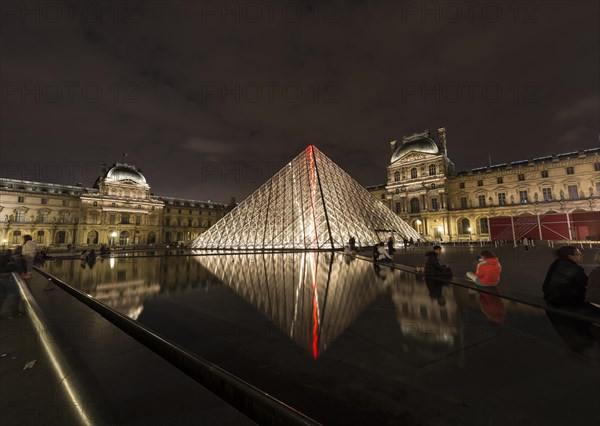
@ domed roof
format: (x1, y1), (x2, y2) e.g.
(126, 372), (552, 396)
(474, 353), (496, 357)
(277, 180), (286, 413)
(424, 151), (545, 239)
(391, 134), (439, 163)
(105, 163), (147, 185)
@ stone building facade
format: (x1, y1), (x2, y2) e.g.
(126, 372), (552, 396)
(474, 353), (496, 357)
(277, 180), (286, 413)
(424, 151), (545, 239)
(382, 128), (600, 242)
(0, 162), (229, 248)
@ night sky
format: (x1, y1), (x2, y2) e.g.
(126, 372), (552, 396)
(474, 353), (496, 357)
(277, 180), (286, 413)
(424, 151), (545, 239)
(1, 1), (598, 203)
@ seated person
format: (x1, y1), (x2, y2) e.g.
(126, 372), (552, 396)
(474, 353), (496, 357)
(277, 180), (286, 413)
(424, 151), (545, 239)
(542, 246), (587, 308)
(585, 251), (600, 309)
(466, 250), (502, 286)
(424, 245), (452, 276)
(376, 242), (392, 262)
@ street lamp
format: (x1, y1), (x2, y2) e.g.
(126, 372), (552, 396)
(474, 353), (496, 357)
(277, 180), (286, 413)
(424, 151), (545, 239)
(111, 231), (117, 246)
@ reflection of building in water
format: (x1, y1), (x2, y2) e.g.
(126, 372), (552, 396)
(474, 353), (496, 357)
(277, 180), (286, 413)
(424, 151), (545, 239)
(390, 274), (459, 346)
(45, 255), (217, 318)
(93, 279), (160, 319)
(196, 252), (383, 358)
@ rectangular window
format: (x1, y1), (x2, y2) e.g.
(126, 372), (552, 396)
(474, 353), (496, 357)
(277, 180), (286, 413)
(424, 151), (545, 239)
(517, 173), (525, 181)
(121, 215), (130, 224)
(460, 196), (468, 209)
(596, 182), (600, 197)
(567, 185), (578, 200)
(15, 211), (25, 222)
(17, 196), (25, 203)
(477, 180), (483, 187)
(395, 202), (401, 213)
(478, 195), (486, 207)
(40, 211), (48, 223)
(41, 198), (48, 205)
(498, 193), (507, 205)
(459, 182), (465, 189)
(497, 177), (503, 184)
(62, 199), (68, 206)
(90, 213), (98, 224)
(431, 198), (438, 211)
(136, 215), (142, 225)
(541, 170), (548, 178)
(542, 187), (552, 201)
(109, 214), (116, 225)
(519, 190), (528, 203)
(566, 166), (574, 175)
(594, 163), (600, 172)
(59, 213), (67, 223)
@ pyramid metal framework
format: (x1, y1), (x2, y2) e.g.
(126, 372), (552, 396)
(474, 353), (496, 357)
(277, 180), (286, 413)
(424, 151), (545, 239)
(191, 145), (421, 250)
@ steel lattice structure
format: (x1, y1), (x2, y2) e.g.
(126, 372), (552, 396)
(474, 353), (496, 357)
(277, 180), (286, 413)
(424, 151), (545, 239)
(191, 145), (421, 250)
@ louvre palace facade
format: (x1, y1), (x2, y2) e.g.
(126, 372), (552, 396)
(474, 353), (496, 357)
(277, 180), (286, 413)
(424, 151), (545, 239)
(373, 128), (600, 242)
(0, 162), (229, 248)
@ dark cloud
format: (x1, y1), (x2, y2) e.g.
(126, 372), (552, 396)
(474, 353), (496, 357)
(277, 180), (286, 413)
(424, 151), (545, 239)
(1, 0), (598, 202)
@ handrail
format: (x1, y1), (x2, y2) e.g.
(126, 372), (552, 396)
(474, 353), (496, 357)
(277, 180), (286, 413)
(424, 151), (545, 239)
(34, 266), (322, 426)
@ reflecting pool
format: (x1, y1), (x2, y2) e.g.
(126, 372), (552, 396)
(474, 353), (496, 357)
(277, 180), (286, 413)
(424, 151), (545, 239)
(44, 253), (600, 426)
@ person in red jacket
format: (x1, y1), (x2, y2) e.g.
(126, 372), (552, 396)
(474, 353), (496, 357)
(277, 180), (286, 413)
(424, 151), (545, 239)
(466, 250), (502, 286)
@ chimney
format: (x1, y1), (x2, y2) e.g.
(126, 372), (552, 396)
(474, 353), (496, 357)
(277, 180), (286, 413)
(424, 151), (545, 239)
(437, 127), (447, 155)
(390, 140), (398, 154)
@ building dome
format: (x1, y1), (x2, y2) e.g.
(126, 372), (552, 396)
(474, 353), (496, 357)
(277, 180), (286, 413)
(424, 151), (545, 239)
(391, 135), (439, 163)
(105, 163), (147, 185)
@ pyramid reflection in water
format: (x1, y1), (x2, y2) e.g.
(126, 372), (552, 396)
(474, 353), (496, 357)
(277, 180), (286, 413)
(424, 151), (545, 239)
(196, 252), (382, 358)
(192, 145), (421, 250)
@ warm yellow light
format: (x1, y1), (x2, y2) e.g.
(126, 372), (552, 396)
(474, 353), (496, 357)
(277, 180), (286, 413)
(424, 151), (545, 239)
(437, 226), (443, 232)
(415, 220), (422, 225)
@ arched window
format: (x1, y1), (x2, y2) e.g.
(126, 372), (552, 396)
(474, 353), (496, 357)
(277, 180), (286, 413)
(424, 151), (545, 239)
(479, 217), (489, 234)
(147, 232), (156, 244)
(460, 218), (471, 234)
(87, 230), (99, 245)
(394, 171), (400, 182)
(410, 168), (417, 179)
(55, 231), (66, 244)
(410, 198), (420, 213)
(429, 164), (436, 176)
(119, 231), (130, 246)
(36, 230), (45, 244)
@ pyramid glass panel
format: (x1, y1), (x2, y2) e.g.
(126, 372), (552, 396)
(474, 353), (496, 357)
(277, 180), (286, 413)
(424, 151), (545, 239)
(191, 145), (421, 250)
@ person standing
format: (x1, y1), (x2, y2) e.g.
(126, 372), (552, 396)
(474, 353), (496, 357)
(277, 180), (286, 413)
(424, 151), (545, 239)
(523, 236), (529, 251)
(542, 246), (587, 307)
(466, 250), (502, 286)
(22, 235), (37, 278)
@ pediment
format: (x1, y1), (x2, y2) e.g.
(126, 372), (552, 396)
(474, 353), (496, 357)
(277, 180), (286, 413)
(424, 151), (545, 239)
(392, 151), (438, 165)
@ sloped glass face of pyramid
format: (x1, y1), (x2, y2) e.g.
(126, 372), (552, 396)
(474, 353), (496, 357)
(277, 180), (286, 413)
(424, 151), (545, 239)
(191, 145), (421, 250)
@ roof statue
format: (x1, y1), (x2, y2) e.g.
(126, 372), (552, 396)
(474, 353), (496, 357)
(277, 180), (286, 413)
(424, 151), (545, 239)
(191, 145), (421, 250)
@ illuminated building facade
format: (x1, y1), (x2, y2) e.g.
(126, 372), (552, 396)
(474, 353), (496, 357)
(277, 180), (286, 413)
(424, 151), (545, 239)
(383, 128), (600, 242)
(0, 162), (228, 248)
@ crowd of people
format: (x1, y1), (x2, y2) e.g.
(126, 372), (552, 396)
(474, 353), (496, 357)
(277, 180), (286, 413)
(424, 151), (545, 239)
(359, 235), (600, 311)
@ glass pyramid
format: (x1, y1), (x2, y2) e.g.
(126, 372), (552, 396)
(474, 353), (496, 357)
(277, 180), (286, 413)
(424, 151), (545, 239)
(191, 145), (421, 250)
